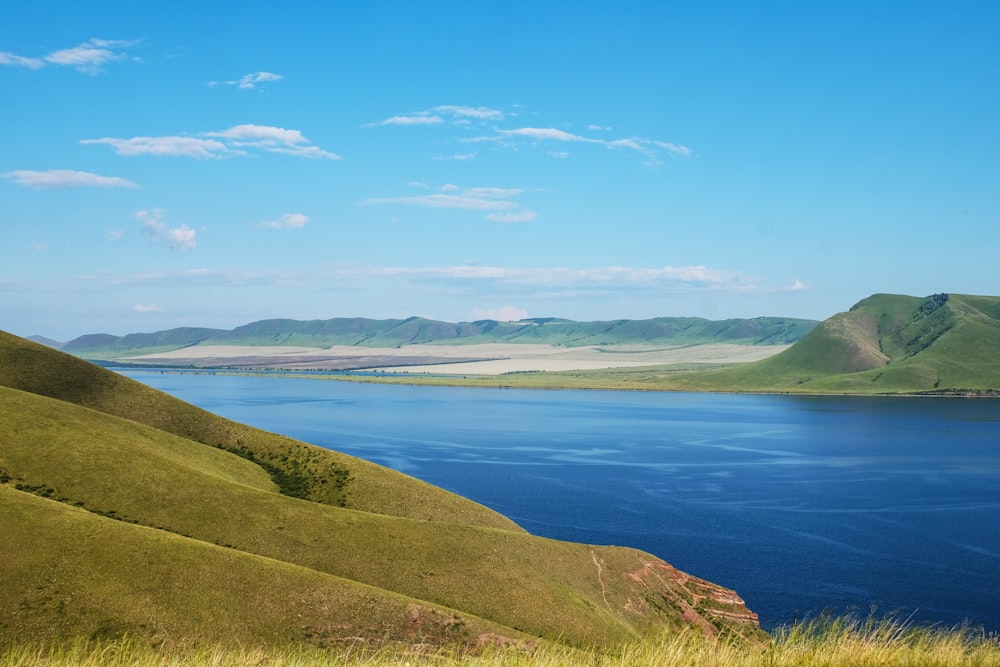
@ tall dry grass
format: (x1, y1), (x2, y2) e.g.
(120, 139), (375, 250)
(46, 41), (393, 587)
(3, 615), (998, 667)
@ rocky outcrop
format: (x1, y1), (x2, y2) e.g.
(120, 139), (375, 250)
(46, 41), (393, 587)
(620, 557), (760, 636)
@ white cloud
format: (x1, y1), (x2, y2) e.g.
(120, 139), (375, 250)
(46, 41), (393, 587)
(369, 105), (688, 167)
(81, 136), (233, 159)
(487, 211), (537, 223)
(45, 42), (121, 73)
(606, 138), (642, 151)
(498, 127), (597, 143)
(133, 303), (164, 312)
(478, 126), (691, 166)
(137, 208), (197, 252)
(372, 105), (503, 127)
(0, 52), (45, 69)
(1, 169), (139, 189)
(1, 38), (138, 74)
(358, 183), (534, 219)
(210, 71), (283, 89)
(654, 141), (692, 157)
(207, 124), (307, 144)
(268, 144), (341, 159)
(83, 124), (340, 160)
(433, 105), (504, 121)
(107, 229), (127, 240)
(260, 213), (309, 229)
(380, 114), (444, 126)
(470, 305), (528, 322)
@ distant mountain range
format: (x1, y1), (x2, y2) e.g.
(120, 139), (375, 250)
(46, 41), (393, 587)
(49, 315), (819, 359)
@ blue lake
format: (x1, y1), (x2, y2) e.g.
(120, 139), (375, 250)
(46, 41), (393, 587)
(120, 371), (1000, 632)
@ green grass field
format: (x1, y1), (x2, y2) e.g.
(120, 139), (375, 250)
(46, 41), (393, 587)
(3, 615), (998, 666)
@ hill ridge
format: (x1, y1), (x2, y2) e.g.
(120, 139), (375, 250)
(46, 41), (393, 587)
(58, 314), (818, 359)
(678, 293), (1000, 394)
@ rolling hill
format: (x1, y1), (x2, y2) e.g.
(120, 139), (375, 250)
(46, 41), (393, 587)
(673, 293), (1000, 394)
(56, 315), (817, 359)
(0, 331), (762, 652)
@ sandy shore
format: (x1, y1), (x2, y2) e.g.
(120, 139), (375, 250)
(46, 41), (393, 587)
(125, 343), (789, 375)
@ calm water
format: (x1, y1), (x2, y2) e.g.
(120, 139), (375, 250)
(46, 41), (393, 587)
(121, 371), (1000, 632)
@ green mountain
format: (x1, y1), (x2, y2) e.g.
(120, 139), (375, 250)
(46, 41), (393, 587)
(60, 315), (817, 359)
(678, 293), (1000, 394)
(0, 331), (761, 651)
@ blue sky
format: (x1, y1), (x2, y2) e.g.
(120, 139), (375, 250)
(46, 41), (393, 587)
(2, 1), (998, 340)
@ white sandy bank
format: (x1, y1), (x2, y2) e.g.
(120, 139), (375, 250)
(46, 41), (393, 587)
(126, 343), (790, 375)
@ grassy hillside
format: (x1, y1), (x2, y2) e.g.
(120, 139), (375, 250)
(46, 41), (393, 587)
(59, 315), (817, 359)
(668, 293), (1000, 394)
(0, 486), (524, 650)
(0, 332), (762, 651)
(0, 330), (519, 527)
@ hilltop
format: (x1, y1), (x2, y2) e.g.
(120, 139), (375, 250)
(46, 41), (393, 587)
(0, 331), (762, 652)
(676, 293), (1000, 395)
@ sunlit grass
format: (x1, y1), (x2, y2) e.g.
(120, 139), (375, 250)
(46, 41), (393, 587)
(4, 615), (998, 667)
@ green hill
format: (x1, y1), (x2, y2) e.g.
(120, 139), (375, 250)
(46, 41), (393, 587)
(59, 315), (817, 359)
(0, 331), (761, 652)
(675, 293), (1000, 394)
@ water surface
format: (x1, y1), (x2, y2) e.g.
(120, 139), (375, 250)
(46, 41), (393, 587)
(121, 371), (1000, 632)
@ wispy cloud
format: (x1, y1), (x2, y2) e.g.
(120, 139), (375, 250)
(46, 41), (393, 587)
(206, 124), (306, 144)
(209, 71), (283, 90)
(380, 114), (444, 126)
(1, 38), (138, 75)
(357, 183), (536, 221)
(137, 208), (197, 252)
(369, 104), (689, 166)
(81, 136), (233, 159)
(1, 169), (139, 189)
(497, 127), (600, 143)
(258, 213), (309, 229)
(434, 105), (504, 121)
(68, 263), (761, 293)
(369, 264), (760, 293)
(83, 124), (340, 160)
(0, 52), (45, 69)
(370, 105), (504, 127)
(487, 211), (537, 223)
(485, 127), (691, 165)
